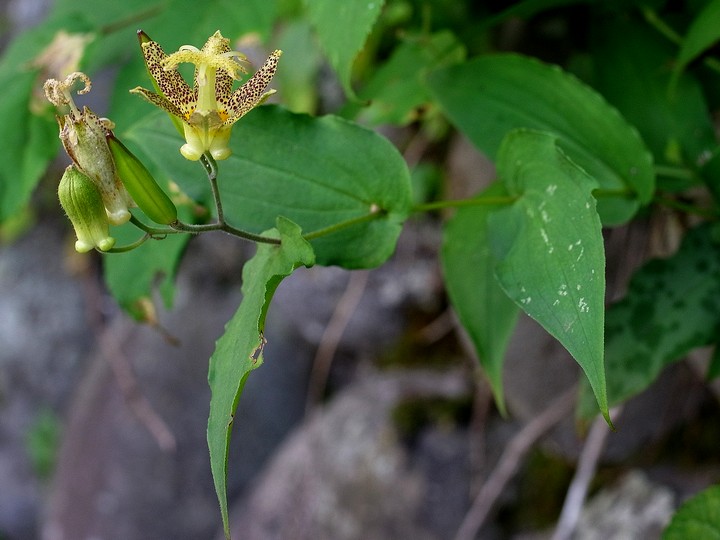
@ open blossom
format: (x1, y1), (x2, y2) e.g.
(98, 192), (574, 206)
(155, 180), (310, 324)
(131, 30), (281, 161)
(44, 72), (133, 225)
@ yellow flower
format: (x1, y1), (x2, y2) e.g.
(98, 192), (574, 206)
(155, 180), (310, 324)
(131, 30), (282, 161)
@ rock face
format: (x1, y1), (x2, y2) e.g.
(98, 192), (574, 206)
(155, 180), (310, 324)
(575, 471), (675, 540)
(229, 371), (471, 540)
(0, 219), (94, 539)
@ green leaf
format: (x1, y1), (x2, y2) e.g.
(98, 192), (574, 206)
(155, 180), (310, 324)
(305, 0), (386, 98)
(103, 209), (192, 317)
(662, 484), (720, 540)
(579, 223), (720, 416)
(592, 18), (716, 174)
(441, 182), (519, 413)
(487, 129), (608, 421)
(0, 43), (60, 221)
(123, 106), (412, 269)
(343, 31), (465, 125)
(427, 54), (655, 225)
(207, 217), (314, 539)
(673, 0), (720, 86)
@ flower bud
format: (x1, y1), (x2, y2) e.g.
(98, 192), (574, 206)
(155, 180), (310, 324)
(57, 109), (134, 225)
(106, 134), (178, 225)
(58, 165), (115, 253)
(44, 73), (134, 225)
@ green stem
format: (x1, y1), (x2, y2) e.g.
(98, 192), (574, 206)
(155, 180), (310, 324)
(129, 214), (181, 236)
(654, 164), (695, 181)
(169, 220), (281, 244)
(654, 195), (719, 219)
(412, 196), (515, 213)
(642, 7), (682, 44)
(303, 209), (387, 241)
(201, 153), (224, 223)
(104, 233), (150, 253)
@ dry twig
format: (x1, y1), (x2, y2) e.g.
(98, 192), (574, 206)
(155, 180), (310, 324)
(453, 387), (577, 540)
(304, 270), (369, 415)
(552, 406), (622, 540)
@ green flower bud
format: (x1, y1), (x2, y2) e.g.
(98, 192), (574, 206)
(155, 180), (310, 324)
(106, 134), (178, 225)
(44, 73), (134, 225)
(58, 165), (115, 253)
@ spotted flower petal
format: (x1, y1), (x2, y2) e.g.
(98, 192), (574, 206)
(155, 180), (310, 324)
(131, 30), (281, 161)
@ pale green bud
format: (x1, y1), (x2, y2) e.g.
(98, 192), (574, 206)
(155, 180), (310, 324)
(45, 73), (134, 225)
(58, 165), (115, 253)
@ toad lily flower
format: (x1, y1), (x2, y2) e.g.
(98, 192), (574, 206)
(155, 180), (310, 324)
(131, 30), (281, 161)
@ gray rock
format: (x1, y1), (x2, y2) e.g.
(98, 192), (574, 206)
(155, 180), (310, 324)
(0, 219), (94, 539)
(229, 370), (471, 540)
(575, 471), (675, 540)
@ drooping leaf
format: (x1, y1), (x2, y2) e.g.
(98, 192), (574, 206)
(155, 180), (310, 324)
(427, 54), (655, 225)
(343, 30), (465, 125)
(304, 0), (386, 98)
(662, 484), (720, 540)
(487, 129), (608, 421)
(441, 182), (519, 413)
(207, 216), (315, 539)
(123, 106), (412, 269)
(672, 0), (720, 87)
(578, 223), (720, 417)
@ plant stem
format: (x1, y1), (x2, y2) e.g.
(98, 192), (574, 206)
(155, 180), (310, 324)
(654, 164), (695, 181)
(303, 209), (386, 241)
(201, 153), (225, 223)
(104, 233), (150, 253)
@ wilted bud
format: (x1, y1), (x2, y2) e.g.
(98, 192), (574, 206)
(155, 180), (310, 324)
(44, 72), (134, 225)
(58, 165), (115, 253)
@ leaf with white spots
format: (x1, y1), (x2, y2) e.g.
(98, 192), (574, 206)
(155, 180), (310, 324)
(488, 129), (609, 422)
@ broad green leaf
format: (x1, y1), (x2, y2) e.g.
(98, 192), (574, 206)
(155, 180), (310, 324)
(123, 106), (412, 269)
(103, 207), (192, 317)
(441, 183), (519, 413)
(343, 31), (465, 125)
(592, 19), (716, 176)
(662, 484), (720, 540)
(427, 54), (655, 225)
(578, 224), (720, 416)
(207, 217), (314, 539)
(672, 0), (720, 86)
(487, 130), (608, 421)
(305, 0), (386, 98)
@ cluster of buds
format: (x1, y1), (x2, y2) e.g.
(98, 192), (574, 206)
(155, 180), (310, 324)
(46, 30), (281, 252)
(45, 72), (178, 252)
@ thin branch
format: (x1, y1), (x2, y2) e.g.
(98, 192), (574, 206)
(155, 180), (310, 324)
(304, 270), (369, 416)
(453, 387), (577, 540)
(99, 328), (177, 452)
(552, 406), (623, 540)
(82, 266), (177, 452)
